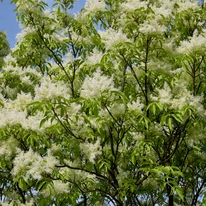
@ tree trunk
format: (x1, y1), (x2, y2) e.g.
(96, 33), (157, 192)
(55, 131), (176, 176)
(169, 193), (174, 206)
(167, 183), (174, 206)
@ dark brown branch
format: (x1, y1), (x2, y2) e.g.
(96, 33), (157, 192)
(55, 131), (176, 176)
(51, 106), (83, 140)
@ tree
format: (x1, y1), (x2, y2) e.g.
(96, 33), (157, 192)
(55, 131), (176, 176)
(0, 0), (206, 205)
(0, 32), (10, 68)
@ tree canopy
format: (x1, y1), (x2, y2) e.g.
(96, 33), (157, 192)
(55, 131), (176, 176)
(0, 31), (10, 67)
(0, 0), (206, 205)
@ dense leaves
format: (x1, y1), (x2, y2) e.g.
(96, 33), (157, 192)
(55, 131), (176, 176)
(0, 0), (206, 205)
(0, 32), (10, 67)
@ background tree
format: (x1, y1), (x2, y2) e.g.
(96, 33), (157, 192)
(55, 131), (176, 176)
(0, 0), (206, 205)
(0, 31), (10, 67)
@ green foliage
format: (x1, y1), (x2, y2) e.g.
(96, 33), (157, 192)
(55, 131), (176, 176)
(0, 31), (10, 67)
(0, 0), (206, 205)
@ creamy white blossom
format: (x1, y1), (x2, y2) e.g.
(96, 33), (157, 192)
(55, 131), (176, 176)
(152, 83), (172, 104)
(43, 9), (52, 18)
(23, 111), (57, 132)
(177, 30), (206, 54)
(119, 0), (147, 12)
(162, 39), (176, 53)
(139, 18), (166, 35)
(171, 85), (204, 113)
(131, 132), (144, 142)
(34, 76), (70, 100)
(7, 92), (32, 111)
(0, 137), (19, 158)
(0, 0), (205, 204)
(158, 0), (175, 10)
(3, 65), (41, 79)
(16, 26), (36, 42)
(176, 0), (199, 12)
(3, 53), (17, 64)
(110, 103), (126, 117)
(151, 5), (172, 19)
(80, 139), (101, 163)
(12, 149), (59, 180)
(4, 86), (18, 99)
(85, 48), (103, 65)
(0, 97), (56, 131)
(80, 69), (116, 99)
(53, 180), (70, 194)
(127, 97), (144, 113)
(0, 108), (26, 128)
(85, 0), (105, 13)
(0, 199), (34, 206)
(21, 76), (33, 85)
(98, 28), (131, 50)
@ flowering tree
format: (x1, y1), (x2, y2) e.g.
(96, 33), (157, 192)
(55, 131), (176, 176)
(1, 0), (206, 205)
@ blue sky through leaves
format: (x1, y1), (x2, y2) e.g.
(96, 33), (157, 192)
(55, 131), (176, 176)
(0, 0), (86, 48)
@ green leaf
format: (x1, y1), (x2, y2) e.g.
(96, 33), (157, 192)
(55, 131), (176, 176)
(18, 177), (28, 191)
(37, 180), (47, 191)
(167, 117), (173, 130)
(40, 116), (49, 127)
(131, 154), (136, 165)
(172, 113), (183, 123)
(176, 187), (184, 201)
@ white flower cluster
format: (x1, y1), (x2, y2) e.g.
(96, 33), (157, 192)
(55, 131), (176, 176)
(0, 108), (56, 132)
(3, 53), (17, 64)
(151, 5), (172, 20)
(139, 18), (166, 35)
(70, 117), (89, 137)
(0, 199), (34, 206)
(15, 0), (45, 15)
(0, 93), (30, 128)
(12, 149), (59, 180)
(0, 137), (19, 158)
(16, 26), (36, 42)
(127, 97), (144, 113)
(119, 0), (148, 12)
(110, 103), (126, 117)
(3, 65), (41, 79)
(85, 0), (105, 13)
(63, 52), (73, 65)
(131, 132), (144, 142)
(171, 84), (204, 113)
(44, 30), (69, 43)
(1, 65), (41, 99)
(43, 9), (52, 18)
(0, 108), (26, 128)
(98, 28), (131, 50)
(40, 180), (70, 197)
(34, 76), (70, 101)
(80, 69), (116, 99)
(85, 48), (104, 65)
(0, 93), (56, 132)
(7, 92), (32, 111)
(177, 30), (206, 54)
(152, 81), (204, 114)
(162, 39), (176, 53)
(80, 139), (101, 163)
(24, 111), (57, 132)
(152, 83), (172, 105)
(158, 0), (175, 11)
(176, 0), (199, 12)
